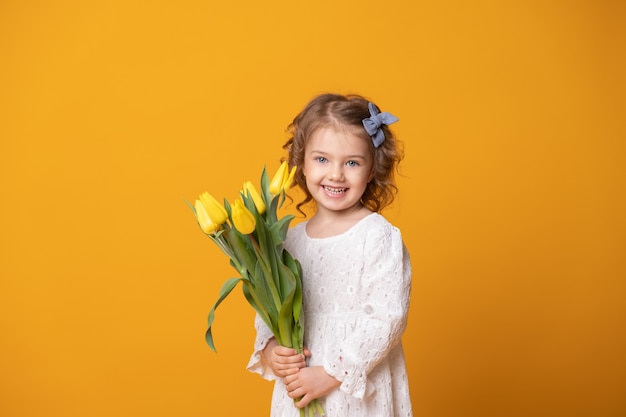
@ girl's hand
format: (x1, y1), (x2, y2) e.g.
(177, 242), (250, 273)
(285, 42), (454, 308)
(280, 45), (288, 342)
(283, 366), (341, 408)
(262, 338), (309, 378)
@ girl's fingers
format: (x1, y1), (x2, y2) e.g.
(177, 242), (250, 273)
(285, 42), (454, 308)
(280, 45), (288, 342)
(294, 393), (311, 408)
(284, 367), (300, 376)
(275, 354), (305, 368)
(274, 346), (298, 356)
(286, 384), (305, 401)
(283, 370), (299, 384)
(276, 367), (298, 378)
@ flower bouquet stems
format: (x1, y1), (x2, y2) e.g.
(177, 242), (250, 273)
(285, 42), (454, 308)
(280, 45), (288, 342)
(188, 162), (324, 417)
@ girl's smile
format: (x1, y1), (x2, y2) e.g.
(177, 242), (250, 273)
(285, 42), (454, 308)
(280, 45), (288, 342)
(322, 186), (347, 195)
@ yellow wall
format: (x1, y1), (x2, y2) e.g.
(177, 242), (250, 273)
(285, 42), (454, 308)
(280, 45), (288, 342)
(1, 1), (624, 416)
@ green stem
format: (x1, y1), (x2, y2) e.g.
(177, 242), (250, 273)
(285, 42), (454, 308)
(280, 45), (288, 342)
(248, 234), (283, 315)
(313, 400), (325, 415)
(210, 235), (249, 278)
(209, 233), (235, 260)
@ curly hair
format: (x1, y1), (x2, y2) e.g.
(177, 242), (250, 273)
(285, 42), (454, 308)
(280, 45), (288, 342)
(282, 93), (404, 215)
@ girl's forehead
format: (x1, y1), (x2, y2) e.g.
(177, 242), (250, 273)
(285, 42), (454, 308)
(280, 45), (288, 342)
(306, 126), (372, 155)
(309, 124), (369, 143)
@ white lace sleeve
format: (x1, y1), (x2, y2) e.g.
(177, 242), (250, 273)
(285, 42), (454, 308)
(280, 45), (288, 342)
(323, 224), (412, 399)
(246, 313), (277, 381)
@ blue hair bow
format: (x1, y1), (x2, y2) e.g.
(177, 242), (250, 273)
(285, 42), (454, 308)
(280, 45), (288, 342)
(362, 102), (399, 148)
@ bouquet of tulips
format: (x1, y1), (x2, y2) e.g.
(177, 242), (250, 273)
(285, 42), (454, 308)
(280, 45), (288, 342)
(189, 162), (324, 417)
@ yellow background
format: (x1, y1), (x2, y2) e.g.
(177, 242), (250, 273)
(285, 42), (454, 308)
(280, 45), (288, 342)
(1, 1), (624, 416)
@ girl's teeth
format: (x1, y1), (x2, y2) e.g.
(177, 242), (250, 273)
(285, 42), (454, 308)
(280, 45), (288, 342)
(324, 186), (346, 194)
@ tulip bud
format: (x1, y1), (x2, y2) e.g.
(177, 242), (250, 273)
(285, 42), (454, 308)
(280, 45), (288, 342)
(242, 181), (266, 214)
(270, 161), (294, 195)
(199, 192), (228, 225)
(269, 162), (287, 195)
(194, 199), (219, 234)
(284, 166), (296, 190)
(231, 200), (256, 234)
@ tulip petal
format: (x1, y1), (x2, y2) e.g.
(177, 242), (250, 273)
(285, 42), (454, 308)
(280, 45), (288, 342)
(243, 181), (266, 214)
(231, 200), (256, 234)
(194, 199), (218, 234)
(284, 166), (297, 190)
(199, 192), (228, 225)
(269, 161), (288, 195)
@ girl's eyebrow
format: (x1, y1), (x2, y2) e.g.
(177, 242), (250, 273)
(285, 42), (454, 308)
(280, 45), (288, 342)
(308, 150), (368, 159)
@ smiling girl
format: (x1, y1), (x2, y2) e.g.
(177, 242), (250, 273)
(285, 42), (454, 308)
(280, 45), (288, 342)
(247, 93), (413, 417)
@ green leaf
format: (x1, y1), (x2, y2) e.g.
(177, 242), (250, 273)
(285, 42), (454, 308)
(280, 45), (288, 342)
(277, 296), (295, 349)
(223, 227), (255, 274)
(277, 261), (296, 304)
(267, 194), (280, 224)
(206, 277), (244, 352)
(275, 263), (298, 348)
(283, 250), (303, 323)
(249, 208), (282, 302)
(223, 199), (232, 223)
(184, 199), (195, 212)
(241, 281), (275, 336)
(269, 214), (295, 245)
(259, 167), (274, 221)
(253, 260), (280, 320)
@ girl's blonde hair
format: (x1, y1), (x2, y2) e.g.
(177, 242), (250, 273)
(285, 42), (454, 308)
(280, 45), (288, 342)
(283, 93), (404, 214)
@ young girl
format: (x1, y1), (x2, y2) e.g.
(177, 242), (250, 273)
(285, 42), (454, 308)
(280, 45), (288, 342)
(247, 93), (413, 416)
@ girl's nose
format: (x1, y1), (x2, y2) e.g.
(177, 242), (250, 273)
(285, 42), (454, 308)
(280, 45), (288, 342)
(329, 164), (344, 181)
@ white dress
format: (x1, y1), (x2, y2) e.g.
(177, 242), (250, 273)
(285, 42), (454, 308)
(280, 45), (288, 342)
(247, 213), (413, 417)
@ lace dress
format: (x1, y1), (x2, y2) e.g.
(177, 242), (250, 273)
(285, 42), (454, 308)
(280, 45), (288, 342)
(247, 213), (413, 417)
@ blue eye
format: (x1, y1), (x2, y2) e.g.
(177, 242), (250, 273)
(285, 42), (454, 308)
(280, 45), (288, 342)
(346, 160), (360, 167)
(316, 157), (327, 163)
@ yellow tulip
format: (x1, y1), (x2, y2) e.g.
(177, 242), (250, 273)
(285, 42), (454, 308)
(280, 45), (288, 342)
(269, 161), (295, 195)
(285, 165), (296, 190)
(242, 181), (266, 214)
(269, 162), (288, 194)
(194, 199), (219, 234)
(199, 191), (228, 225)
(231, 199), (256, 234)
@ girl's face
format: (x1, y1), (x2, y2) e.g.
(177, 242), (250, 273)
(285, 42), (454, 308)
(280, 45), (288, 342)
(302, 126), (374, 217)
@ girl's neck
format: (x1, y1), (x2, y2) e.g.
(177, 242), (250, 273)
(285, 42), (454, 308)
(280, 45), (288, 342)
(306, 204), (373, 238)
